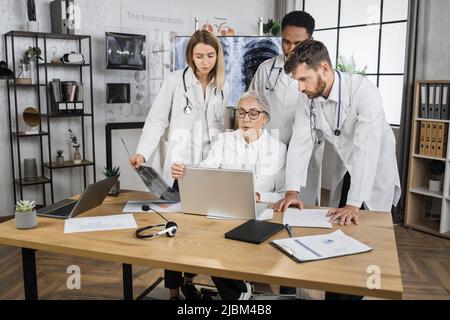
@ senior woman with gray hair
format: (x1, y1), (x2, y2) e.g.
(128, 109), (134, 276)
(170, 90), (287, 300)
(172, 90), (287, 205)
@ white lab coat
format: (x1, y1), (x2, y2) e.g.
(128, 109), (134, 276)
(249, 54), (324, 205)
(286, 71), (401, 212)
(200, 129), (286, 203)
(136, 67), (230, 185)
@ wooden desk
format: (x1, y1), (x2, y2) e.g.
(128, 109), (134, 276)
(0, 190), (403, 300)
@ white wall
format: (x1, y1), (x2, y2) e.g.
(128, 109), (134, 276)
(0, 0), (275, 216)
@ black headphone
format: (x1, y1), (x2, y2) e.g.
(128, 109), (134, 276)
(135, 205), (178, 239)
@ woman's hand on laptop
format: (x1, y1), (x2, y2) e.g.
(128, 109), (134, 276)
(273, 191), (304, 212)
(129, 154), (145, 169)
(171, 162), (186, 179)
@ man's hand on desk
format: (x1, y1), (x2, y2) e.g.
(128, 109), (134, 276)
(327, 205), (360, 226)
(273, 191), (304, 212)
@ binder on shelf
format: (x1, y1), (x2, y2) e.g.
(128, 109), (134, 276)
(420, 83), (428, 118)
(419, 122), (426, 155)
(435, 84), (443, 120)
(430, 122), (438, 157)
(428, 84), (435, 119)
(436, 123), (449, 158)
(425, 121), (432, 156)
(442, 84), (449, 120)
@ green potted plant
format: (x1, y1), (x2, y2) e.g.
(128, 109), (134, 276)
(336, 55), (368, 76)
(15, 200), (37, 229)
(103, 166), (121, 196)
(56, 149), (64, 166)
(263, 19), (281, 36)
(16, 46), (43, 84)
(68, 129), (81, 164)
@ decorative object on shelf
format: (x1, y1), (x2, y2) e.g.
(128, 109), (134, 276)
(103, 166), (121, 196)
(263, 19), (281, 36)
(428, 160), (445, 192)
(56, 149), (64, 166)
(22, 106), (41, 135)
(258, 17), (264, 36)
(26, 0), (39, 32)
(61, 52), (85, 64)
(336, 55), (368, 76)
(68, 128), (82, 164)
(50, 0), (77, 35)
(23, 158), (38, 182)
(15, 200), (37, 229)
(0, 61), (14, 79)
(17, 46), (43, 84)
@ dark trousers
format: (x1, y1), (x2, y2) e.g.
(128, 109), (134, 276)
(211, 277), (248, 300)
(164, 270), (197, 289)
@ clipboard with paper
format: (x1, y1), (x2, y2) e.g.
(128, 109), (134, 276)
(271, 230), (372, 263)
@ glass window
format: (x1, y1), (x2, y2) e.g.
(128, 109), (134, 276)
(383, 0), (408, 22)
(304, 0), (339, 29)
(340, 0), (381, 27)
(313, 29), (338, 65)
(379, 75), (404, 125)
(339, 26), (379, 74)
(380, 23), (407, 73)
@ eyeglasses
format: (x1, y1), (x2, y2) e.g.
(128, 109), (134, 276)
(236, 108), (266, 120)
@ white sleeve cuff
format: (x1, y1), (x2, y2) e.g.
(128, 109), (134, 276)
(285, 185), (301, 193)
(346, 200), (363, 208)
(258, 192), (284, 204)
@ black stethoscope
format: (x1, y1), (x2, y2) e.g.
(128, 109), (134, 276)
(264, 58), (283, 91)
(182, 67), (224, 122)
(310, 70), (343, 143)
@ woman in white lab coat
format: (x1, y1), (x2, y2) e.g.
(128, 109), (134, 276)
(171, 90), (287, 204)
(129, 30), (230, 185)
(129, 30), (230, 301)
(171, 90), (287, 300)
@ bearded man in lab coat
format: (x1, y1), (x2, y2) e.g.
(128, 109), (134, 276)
(275, 40), (401, 226)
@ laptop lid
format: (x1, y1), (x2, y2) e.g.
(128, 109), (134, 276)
(68, 176), (119, 218)
(178, 167), (256, 220)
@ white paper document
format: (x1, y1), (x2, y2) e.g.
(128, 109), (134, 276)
(207, 203), (274, 221)
(283, 208), (332, 229)
(272, 230), (372, 262)
(64, 214), (138, 234)
(123, 201), (182, 213)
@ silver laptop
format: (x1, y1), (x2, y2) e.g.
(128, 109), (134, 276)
(37, 176), (119, 219)
(178, 167), (269, 220)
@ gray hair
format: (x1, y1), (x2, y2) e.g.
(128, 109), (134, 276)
(236, 90), (271, 121)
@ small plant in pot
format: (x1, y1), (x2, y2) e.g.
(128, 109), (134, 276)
(68, 129), (82, 164)
(15, 200), (37, 229)
(56, 149), (64, 166)
(103, 166), (121, 196)
(428, 160), (445, 193)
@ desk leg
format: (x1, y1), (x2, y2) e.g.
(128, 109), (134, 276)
(122, 263), (133, 300)
(21, 248), (38, 300)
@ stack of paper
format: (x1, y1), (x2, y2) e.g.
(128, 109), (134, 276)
(271, 230), (372, 262)
(64, 214), (138, 234)
(283, 208), (332, 229)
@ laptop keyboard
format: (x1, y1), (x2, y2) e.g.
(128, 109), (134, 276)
(37, 200), (77, 217)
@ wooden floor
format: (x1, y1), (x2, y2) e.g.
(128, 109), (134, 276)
(0, 219), (448, 300)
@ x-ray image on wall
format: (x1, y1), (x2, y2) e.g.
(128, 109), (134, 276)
(174, 36), (282, 106)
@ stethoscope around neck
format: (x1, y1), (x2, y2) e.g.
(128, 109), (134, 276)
(264, 58), (283, 91)
(182, 67), (224, 120)
(310, 70), (343, 143)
